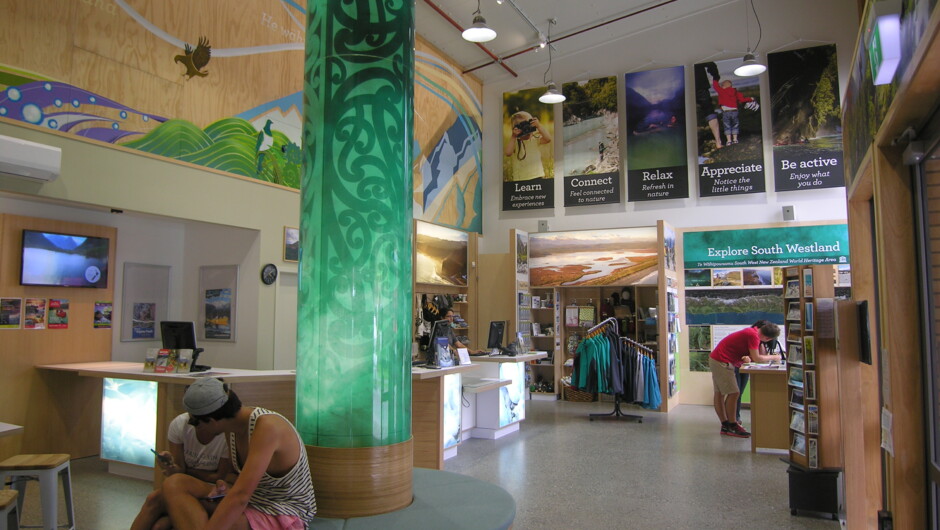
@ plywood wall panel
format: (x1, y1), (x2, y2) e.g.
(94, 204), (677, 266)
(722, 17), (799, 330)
(0, 0), (75, 81)
(69, 47), (184, 126)
(0, 214), (116, 461)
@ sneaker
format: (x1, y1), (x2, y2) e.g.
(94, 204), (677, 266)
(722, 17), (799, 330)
(725, 423), (751, 438)
(720, 424), (733, 436)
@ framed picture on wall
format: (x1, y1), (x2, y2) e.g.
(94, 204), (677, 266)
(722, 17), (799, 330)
(283, 227), (299, 262)
(199, 265), (238, 342)
(121, 263), (170, 342)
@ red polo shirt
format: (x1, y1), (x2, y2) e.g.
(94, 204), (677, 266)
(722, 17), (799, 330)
(709, 327), (759, 367)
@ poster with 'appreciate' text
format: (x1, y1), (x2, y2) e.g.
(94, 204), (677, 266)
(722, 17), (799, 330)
(693, 58), (765, 197)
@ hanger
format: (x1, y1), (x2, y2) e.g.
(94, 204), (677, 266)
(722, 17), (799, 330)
(585, 317), (618, 338)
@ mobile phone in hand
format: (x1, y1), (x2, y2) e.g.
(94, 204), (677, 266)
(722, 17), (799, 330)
(206, 493), (226, 501)
(150, 448), (172, 465)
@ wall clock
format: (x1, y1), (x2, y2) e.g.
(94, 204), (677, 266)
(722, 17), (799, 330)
(261, 263), (278, 285)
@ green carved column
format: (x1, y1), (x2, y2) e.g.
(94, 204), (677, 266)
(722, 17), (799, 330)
(298, 0), (414, 450)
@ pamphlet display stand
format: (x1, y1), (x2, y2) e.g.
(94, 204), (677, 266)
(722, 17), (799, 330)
(783, 265), (842, 520)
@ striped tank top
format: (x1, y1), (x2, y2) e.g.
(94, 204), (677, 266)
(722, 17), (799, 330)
(229, 408), (317, 523)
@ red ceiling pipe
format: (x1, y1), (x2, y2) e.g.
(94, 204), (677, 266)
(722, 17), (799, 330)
(463, 0), (677, 75)
(422, 0), (519, 77)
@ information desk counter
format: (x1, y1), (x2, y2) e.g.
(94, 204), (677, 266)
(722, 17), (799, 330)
(37, 362), (295, 483)
(740, 363), (788, 453)
(465, 352), (547, 440)
(411, 363), (480, 470)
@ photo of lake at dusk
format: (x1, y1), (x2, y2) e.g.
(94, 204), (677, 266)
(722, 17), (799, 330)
(529, 227), (658, 287)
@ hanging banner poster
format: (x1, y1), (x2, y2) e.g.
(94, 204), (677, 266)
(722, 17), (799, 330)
(561, 76), (620, 206)
(768, 45), (844, 191)
(502, 87), (555, 211)
(683, 224), (849, 268)
(624, 66), (689, 201)
(694, 58), (765, 197)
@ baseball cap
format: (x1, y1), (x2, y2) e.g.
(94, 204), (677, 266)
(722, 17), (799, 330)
(183, 378), (228, 416)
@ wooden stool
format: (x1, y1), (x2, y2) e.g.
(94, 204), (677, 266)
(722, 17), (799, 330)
(0, 455), (74, 530)
(0, 489), (18, 530)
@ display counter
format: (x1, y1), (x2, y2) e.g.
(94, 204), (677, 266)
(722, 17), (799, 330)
(741, 363), (788, 453)
(466, 352), (547, 439)
(411, 363), (480, 470)
(37, 362), (295, 482)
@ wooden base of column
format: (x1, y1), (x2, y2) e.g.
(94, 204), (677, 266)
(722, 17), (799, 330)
(306, 438), (413, 519)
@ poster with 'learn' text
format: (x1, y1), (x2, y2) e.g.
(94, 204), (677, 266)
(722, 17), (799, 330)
(502, 87), (555, 211)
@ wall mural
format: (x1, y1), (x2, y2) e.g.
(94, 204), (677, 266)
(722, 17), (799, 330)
(0, 0), (482, 233)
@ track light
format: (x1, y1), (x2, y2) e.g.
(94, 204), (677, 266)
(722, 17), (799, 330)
(462, 0), (497, 43)
(734, 53), (766, 76)
(733, 0), (766, 77)
(539, 19), (566, 104)
(539, 83), (565, 104)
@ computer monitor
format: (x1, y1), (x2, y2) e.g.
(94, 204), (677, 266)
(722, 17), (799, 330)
(160, 321), (208, 372)
(486, 321), (507, 354)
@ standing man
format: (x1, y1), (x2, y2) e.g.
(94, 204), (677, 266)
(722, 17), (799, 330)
(162, 378), (316, 529)
(709, 322), (782, 437)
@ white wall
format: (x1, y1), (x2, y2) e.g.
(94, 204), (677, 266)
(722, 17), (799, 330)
(0, 193), (270, 366)
(476, 0), (858, 254)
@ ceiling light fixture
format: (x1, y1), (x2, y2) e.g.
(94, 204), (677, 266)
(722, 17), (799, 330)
(539, 19), (566, 104)
(733, 0), (766, 76)
(462, 0), (497, 43)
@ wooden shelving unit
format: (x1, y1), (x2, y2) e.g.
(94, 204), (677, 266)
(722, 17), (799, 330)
(784, 265), (841, 470)
(528, 287), (560, 399)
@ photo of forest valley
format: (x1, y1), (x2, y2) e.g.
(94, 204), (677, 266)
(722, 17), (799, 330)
(529, 228), (657, 287)
(694, 58), (763, 165)
(562, 77), (620, 177)
(685, 289), (784, 326)
(768, 45), (844, 190)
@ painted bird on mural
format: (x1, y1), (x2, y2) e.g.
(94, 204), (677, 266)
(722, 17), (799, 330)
(175, 37), (212, 79)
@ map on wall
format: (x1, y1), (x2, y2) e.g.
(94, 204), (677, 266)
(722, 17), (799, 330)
(0, 0), (483, 233)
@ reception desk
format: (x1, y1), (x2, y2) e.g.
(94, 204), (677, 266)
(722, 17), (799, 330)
(37, 362), (295, 482)
(741, 363), (788, 453)
(411, 363), (480, 470)
(466, 352), (547, 439)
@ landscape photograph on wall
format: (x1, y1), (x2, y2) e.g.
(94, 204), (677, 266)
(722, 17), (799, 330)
(529, 227), (657, 287)
(415, 221), (468, 287)
(685, 289), (784, 325)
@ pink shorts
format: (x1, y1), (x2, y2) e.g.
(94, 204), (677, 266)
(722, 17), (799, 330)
(244, 507), (305, 530)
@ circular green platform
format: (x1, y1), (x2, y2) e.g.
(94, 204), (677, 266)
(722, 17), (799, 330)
(310, 468), (515, 529)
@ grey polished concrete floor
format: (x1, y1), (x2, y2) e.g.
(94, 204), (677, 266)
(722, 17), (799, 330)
(11, 402), (841, 529)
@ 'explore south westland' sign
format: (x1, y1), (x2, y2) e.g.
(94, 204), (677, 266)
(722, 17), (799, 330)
(684, 224), (849, 268)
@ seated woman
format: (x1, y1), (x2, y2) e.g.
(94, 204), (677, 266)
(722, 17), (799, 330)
(131, 412), (235, 530)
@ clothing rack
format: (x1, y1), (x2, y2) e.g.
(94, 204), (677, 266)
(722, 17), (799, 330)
(587, 317), (618, 335)
(588, 330), (644, 423)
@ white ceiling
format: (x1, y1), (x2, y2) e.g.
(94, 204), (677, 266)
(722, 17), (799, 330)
(415, 0), (860, 89)
(416, 0), (737, 85)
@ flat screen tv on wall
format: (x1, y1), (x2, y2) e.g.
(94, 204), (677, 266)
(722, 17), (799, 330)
(20, 229), (110, 288)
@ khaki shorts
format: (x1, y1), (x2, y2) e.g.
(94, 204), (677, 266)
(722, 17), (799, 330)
(709, 357), (739, 396)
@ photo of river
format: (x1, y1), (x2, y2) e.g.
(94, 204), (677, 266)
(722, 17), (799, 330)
(529, 227), (657, 287)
